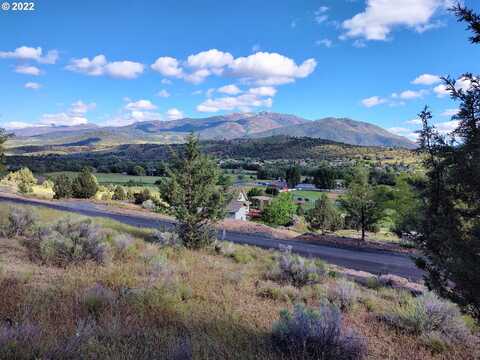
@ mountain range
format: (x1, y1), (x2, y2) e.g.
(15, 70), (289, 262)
(7, 112), (415, 149)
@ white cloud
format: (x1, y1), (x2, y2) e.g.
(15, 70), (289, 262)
(361, 96), (386, 108)
(34, 100), (96, 127)
(218, 84), (242, 95)
(156, 89), (171, 98)
(197, 93), (273, 113)
(166, 108), (184, 120)
(183, 68), (211, 84)
(187, 49), (233, 69)
(151, 56), (184, 77)
(316, 39), (333, 48)
(412, 73), (441, 85)
(229, 52), (317, 85)
(0, 46), (59, 64)
(24, 82), (41, 90)
(15, 65), (41, 76)
(104, 61), (144, 79)
(434, 84), (450, 97)
(161, 78), (172, 85)
(125, 99), (157, 111)
(248, 86), (277, 97)
(436, 120), (459, 134)
(4, 121), (42, 129)
(396, 89), (429, 100)
(70, 100), (96, 115)
(342, 0), (449, 41)
(66, 54), (144, 79)
(440, 108), (459, 117)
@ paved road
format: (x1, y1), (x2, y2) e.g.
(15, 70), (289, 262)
(0, 194), (423, 281)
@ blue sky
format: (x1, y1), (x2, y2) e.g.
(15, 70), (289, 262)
(0, 0), (479, 139)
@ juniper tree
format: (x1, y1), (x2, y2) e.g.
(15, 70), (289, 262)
(285, 165), (301, 188)
(306, 193), (342, 234)
(0, 127), (10, 174)
(413, 3), (480, 320)
(159, 135), (226, 249)
(72, 167), (99, 199)
(339, 166), (383, 243)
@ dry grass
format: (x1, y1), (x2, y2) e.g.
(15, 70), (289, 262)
(0, 204), (478, 359)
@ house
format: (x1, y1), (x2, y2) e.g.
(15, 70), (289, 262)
(227, 190), (250, 221)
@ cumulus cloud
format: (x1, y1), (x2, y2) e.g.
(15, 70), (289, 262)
(66, 55), (144, 79)
(412, 73), (441, 85)
(35, 100), (96, 127)
(434, 84), (450, 97)
(125, 99), (157, 111)
(15, 65), (41, 76)
(248, 86), (277, 97)
(197, 93), (273, 113)
(361, 96), (386, 108)
(342, 0), (449, 41)
(218, 84), (242, 95)
(0, 46), (59, 64)
(4, 121), (40, 130)
(166, 108), (184, 120)
(161, 78), (172, 85)
(187, 49), (233, 69)
(229, 52), (316, 85)
(183, 68), (211, 84)
(150, 56), (184, 77)
(24, 82), (41, 90)
(156, 89), (171, 98)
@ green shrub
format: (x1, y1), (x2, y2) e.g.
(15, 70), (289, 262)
(266, 245), (326, 287)
(82, 283), (116, 318)
(2, 207), (36, 237)
(134, 188), (152, 205)
(257, 281), (299, 301)
(23, 219), (111, 266)
(1, 167), (37, 193)
(380, 292), (471, 343)
(327, 279), (358, 312)
(262, 193), (297, 226)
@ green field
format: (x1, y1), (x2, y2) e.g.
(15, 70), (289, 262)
(291, 190), (341, 209)
(44, 172), (162, 186)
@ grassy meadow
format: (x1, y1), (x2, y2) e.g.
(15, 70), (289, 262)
(0, 203), (478, 359)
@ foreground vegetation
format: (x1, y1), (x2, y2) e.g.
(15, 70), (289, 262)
(0, 203), (478, 359)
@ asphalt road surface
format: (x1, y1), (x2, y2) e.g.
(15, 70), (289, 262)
(0, 194), (423, 281)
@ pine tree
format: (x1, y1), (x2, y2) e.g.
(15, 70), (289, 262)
(306, 193), (342, 234)
(159, 135), (225, 249)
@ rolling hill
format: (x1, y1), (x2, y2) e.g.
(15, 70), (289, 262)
(251, 117), (415, 148)
(5, 112), (415, 150)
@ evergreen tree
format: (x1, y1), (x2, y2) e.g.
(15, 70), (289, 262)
(53, 174), (73, 199)
(413, 4), (480, 320)
(159, 135), (225, 249)
(285, 165), (301, 188)
(306, 193), (342, 234)
(72, 168), (99, 199)
(339, 167), (383, 243)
